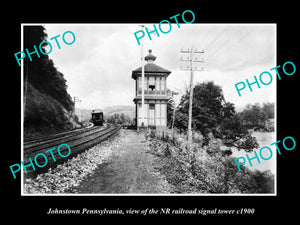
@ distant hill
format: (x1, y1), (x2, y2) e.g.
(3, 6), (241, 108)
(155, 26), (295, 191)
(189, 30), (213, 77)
(77, 105), (135, 122)
(103, 105), (135, 118)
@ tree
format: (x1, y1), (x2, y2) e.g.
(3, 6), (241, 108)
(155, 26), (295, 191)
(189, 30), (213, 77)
(262, 102), (275, 119)
(176, 81), (225, 135)
(119, 113), (125, 124)
(218, 115), (259, 151)
(24, 26), (74, 135)
(175, 81), (258, 151)
(105, 113), (132, 125)
(238, 103), (269, 129)
(24, 26), (73, 111)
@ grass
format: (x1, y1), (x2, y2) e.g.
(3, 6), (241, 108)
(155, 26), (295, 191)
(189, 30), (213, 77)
(146, 129), (275, 194)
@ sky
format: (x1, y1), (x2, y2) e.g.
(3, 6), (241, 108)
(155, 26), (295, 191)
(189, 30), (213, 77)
(42, 23), (276, 110)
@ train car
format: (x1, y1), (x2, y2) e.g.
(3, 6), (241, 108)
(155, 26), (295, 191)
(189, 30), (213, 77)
(91, 109), (104, 126)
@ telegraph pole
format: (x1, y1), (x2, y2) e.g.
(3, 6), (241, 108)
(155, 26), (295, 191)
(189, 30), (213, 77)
(180, 47), (204, 147)
(73, 96), (82, 123)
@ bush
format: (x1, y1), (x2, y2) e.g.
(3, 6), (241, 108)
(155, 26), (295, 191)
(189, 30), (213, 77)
(24, 83), (72, 138)
(193, 155), (274, 193)
(147, 130), (274, 194)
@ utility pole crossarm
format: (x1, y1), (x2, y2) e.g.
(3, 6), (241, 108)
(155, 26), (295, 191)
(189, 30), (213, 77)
(180, 67), (204, 71)
(180, 49), (205, 53)
(193, 50), (205, 53)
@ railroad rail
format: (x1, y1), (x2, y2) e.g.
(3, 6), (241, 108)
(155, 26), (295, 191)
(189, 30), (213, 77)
(23, 123), (121, 178)
(24, 122), (94, 144)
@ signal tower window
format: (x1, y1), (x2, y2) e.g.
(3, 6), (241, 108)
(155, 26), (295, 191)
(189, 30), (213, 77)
(149, 77), (155, 90)
(149, 85), (155, 91)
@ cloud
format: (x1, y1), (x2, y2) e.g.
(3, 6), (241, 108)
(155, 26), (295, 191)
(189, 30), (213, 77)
(42, 23), (276, 110)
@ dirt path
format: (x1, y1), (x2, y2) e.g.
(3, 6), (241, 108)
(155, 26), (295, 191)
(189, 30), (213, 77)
(72, 130), (171, 194)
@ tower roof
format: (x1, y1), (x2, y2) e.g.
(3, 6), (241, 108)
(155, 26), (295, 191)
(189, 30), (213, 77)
(144, 49), (156, 62)
(132, 50), (171, 79)
(131, 63), (171, 79)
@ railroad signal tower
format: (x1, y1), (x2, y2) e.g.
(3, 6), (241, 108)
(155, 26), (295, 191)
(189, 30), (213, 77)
(180, 47), (205, 147)
(132, 49), (172, 130)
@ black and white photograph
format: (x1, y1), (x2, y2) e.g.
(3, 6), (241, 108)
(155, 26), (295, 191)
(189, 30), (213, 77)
(5, 4), (298, 220)
(20, 23), (276, 195)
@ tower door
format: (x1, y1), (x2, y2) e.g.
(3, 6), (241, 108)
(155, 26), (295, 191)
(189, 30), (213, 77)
(149, 104), (155, 126)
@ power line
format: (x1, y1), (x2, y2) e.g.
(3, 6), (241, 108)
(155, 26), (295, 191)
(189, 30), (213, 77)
(192, 25), (216, 48)
(157, 25), (226, 73)
(205, 26), (229, 51)
(205, 26), (246, 60)
(205, 28), (253, 69)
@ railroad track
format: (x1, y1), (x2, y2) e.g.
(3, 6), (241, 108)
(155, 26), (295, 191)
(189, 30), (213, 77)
(23, 123), (121, 178)
(24, 122), (95, 144)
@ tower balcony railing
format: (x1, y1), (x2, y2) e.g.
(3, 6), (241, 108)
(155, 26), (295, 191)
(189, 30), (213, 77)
(137, 89), (167, 95)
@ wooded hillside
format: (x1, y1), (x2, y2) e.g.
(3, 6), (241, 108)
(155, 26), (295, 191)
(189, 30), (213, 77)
(23, 26), (76, 137)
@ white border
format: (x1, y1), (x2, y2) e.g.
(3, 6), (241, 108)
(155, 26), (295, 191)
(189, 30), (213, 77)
(20, 23), (277, 196)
